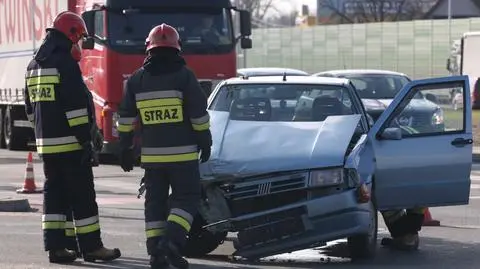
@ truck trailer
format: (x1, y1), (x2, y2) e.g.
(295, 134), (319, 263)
(0, 0), (252, 151)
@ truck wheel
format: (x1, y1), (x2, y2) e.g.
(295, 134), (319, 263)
(182, 214), (227, 258)
(4, 107), (25, 150)
(347, 201), (378, 262)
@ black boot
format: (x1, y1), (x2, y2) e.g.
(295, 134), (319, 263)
(162, 241), (189, 269)
(83, 246), (122, 262)
(150, 255), (169, 269)
(48, 249), (77, 263)
(381, 234), (419, 251)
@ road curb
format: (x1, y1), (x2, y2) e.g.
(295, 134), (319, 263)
(0, 197), (33, 212)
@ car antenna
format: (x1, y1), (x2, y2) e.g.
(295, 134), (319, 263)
(282, 72), (287, 81)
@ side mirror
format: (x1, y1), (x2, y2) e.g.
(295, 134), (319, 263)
(379, 127), (402, 140)
(240, 37), (252, 49)
(81, 10), (96, 37)
(239, 10), (252, 37)
(82, 37), (95, 49)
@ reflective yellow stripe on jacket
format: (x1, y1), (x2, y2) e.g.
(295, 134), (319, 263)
(190, 113), (210, 131)
(141, 145), (198, 163)
(25, 68), (59, 103)
(36, 136), (82, 154)
(116, 117), (136, 133)
(65, 108), (89, 127)
(135, 90), (184, 125)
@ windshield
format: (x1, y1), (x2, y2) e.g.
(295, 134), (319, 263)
(341, 74), (411, 99)
(107, 8), (234, 54)
(209, 84), (358, 122)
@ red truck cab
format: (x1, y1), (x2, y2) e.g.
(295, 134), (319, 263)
(76, 0), (252, 154)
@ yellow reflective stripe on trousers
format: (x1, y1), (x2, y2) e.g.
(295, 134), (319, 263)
(116, 117), (136, 133)
(36, 136), (82, 154)
(167, 208), (193, 232)
(141, 145), (198, 163)
(75, 215), (100, 234)
(65, 221), (76, 236)
(191, 114), (210, 131)
(145, 221), (166, 238)
(42, 214), (67, 229)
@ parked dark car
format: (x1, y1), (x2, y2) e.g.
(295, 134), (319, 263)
(312, 69), (445, 132)
(237, 67), (309, 77)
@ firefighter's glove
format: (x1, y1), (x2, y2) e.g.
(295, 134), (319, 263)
(80, 142), (94, 166)
(92, 128), (104, 152)
(119, 148), (135, 172)
(200, 146), (211, 163)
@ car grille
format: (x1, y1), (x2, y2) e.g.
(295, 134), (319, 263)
(221, 172), (308, 216)
(234, 206), (306, 248)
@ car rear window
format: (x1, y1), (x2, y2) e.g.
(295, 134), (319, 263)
(209, 84), (358, 122)
(341, 74), (410, 99)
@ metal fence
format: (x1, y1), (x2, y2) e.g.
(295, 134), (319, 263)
(237, 18), (480, 79)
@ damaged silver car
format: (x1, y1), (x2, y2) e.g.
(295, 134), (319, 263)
(182, 75), (472, 262)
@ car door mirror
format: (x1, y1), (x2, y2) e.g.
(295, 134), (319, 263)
(379, 127), (402, 140)
(82, 36), (95, 50)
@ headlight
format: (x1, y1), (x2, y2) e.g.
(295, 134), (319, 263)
(308, 169), (344, 187)
(432, 108), (444, 125)
(112, 112), (119, 137)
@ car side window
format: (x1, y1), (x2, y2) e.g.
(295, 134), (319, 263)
(385, 81), (465, 137)
(94, 11), (105, 39)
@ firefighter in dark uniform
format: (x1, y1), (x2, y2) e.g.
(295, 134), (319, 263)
(24, 11), (121, 263)
(116, 23), (211, 269)
(63, 43), (105, 257)
(380, 125), (426, 250)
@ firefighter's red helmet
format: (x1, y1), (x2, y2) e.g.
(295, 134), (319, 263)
(145, 24), (181, 51)
(51, 11), (88, 43)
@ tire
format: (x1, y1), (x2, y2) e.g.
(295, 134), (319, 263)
(3, 107), (25, 150)
(347, 200), (378, 262)
(182, 214), (227, 258)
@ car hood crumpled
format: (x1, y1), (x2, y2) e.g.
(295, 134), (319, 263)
(199, 112), (361, 180)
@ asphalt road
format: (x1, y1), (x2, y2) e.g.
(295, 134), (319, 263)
(1, 149), (480, 268)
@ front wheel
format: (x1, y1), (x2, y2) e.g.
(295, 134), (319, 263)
(182, 214), (227, 257)
(347, 200), (378, 261)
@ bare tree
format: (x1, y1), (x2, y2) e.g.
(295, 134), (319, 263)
(318, 0), (437, 24)
(234, 0), (276, 21)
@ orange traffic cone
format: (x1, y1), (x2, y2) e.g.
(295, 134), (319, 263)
(16, 152), (42, 194)
(422, 208), (440, 226)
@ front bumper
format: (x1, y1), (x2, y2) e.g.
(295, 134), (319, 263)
(231, 188), (372, 259)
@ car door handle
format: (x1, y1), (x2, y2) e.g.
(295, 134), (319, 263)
(451, 138), (473, 147)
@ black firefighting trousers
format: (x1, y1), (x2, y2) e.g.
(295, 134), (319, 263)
(143, 163), (201, 256)
(381, 207), (426, 238)
(42, 153), (103, 252)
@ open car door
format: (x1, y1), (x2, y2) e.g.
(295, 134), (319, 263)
(368, 75), (472, 210)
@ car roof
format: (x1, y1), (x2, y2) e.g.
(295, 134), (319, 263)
(222, 75), (349, 86)
(237, 67), (309, 76)
(313, 69), (408, 77)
